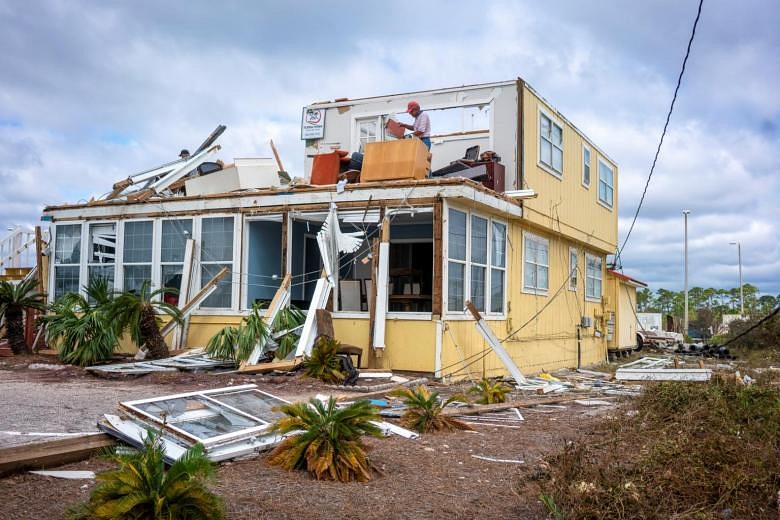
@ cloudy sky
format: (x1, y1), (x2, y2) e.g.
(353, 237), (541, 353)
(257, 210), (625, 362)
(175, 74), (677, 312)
(1, 0), (778, 294)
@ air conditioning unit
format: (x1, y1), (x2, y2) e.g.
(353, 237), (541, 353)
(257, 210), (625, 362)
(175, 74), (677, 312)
(580, 316), (593, 328)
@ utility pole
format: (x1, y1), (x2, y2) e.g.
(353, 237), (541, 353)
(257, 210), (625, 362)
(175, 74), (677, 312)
(730, 241), (744, 317)
(683, 210), (690, 338)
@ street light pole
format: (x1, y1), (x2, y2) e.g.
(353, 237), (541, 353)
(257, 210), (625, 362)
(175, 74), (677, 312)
(730, 241), (744, 317)
(683, 210), (690, 338)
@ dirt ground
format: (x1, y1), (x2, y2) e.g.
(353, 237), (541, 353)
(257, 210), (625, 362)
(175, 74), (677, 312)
(0, 356), (618, 519)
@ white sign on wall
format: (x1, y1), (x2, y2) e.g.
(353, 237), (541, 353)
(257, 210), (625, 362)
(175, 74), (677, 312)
(301, 107), (325, 139)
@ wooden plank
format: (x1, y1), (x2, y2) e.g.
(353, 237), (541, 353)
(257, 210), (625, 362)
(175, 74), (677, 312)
(270, 139), (286, 173)
(443, 396), (583, 417)
(34, 226), (44, 295)
(171, 239), (195, 348)
(241, 273), (292, 367)
(237, 359), (300, 374)
(0, 434), (115, 478)
(466, 301), (527, 386)
(372, 218), (390, 352)
(159, 266), (228, 338)
(432, 199), (443, 316)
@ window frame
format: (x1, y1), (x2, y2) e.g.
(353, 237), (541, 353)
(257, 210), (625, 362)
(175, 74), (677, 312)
(159, 217), (194, 305)
(597, 158), (614, 209)
(538, 108), (564, 178)
(443, 202), (507, 317)
(582, 144), (591, 188)
(568, 246), (578, 292)
(50, 222), (85, 302)
(198, 215), (239, 311)
(585, 252), (603, 302)
(522, 231), (550, 296)
(120, 218), (155, 294)
(352, 115), (384, 153)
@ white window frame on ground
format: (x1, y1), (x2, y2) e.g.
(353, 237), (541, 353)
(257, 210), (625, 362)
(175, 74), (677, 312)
(598, 158), (614, 209)
(50, 222), (84, 302)
(585, 253), (603, 302)
(582, 144), (591, 188)
(568, 247), (578, 291)
(539, 108), (564, 177)
(444, 203), (507, 317)
(522, 231), (549, 296)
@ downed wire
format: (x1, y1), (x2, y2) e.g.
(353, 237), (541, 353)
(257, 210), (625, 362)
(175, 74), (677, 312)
(719, 305), (780, 348)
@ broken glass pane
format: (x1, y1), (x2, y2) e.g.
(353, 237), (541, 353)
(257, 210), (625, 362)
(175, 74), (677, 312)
(209, 389), (286, 422)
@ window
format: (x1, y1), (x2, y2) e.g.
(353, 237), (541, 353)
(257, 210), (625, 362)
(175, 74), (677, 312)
(446, 208), (506, 314)
(447, 209), (467, 312)
(490, 222), (507, 313)
(87, 223), (116, 295)
(200, 216), (234, 308)
(470, 216), (488, 311)
(523, 233), (549, 294)
(585, 253), (603, 300)
(540, 112), (563, 175)
(53, 224), (82, 299)
(598, 159), (614, 207)
(123, 220), (153, 293)
(582, 145), (591, 187)
(568, 247), (578, 291)
(160, 219), (193, 305)
(356, 117), (380, 152)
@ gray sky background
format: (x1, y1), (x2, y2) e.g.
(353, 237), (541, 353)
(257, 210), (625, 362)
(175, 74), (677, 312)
(1, 0), (778, 294)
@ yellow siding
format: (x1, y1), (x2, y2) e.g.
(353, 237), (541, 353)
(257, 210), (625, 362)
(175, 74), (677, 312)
(605, 273), (639, 350)
(520, 85), (618, 254)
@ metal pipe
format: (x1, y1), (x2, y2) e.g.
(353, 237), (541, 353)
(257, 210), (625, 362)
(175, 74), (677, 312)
(683, 210), (690, 338)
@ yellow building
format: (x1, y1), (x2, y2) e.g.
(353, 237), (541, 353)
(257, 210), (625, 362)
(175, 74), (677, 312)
(42, 79), (621, 378)
(605, 270), (647, 353)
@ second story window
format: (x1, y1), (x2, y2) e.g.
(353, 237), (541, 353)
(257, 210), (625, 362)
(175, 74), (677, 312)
(583, 146), (591, 187)
(540, 112), (563, 175)
(523, 232), (549, 294)
(598, 159), (614, 208)
(356, 117), (379, 153)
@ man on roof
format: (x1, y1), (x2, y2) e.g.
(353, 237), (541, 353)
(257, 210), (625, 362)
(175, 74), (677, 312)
(399, 101), (431, 150)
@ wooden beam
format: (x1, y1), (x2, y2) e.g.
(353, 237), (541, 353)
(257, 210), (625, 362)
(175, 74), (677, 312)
(159, 266), (229, 338)
(280, 211), (288, 276)
(34, 226), (44, 295)
(171, 239), (195, 348)
(432, 199), (443, 316)
(270, 139), (285, 173)
(237, 359), (300, 375)
(466, 300), (527, 386)
(0, 433), (115, 478)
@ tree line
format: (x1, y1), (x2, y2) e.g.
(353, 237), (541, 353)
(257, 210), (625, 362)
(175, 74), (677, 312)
(637, 284), (778, 319)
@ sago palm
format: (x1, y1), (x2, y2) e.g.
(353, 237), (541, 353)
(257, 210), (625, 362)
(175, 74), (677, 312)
(390, 385), (471, 433)
(0, 278), (46, 354)
(302, 336), (345, 383)
(469, 378), (513, 404)
(205, 302), (270, 365)
(42, 277), (120, 366)
(69, 430), (224, 520)
(268, 397), (383, 482)
(111, 281), (182, 360)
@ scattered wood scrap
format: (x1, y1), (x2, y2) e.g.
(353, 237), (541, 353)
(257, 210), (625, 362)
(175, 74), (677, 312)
(0, 433), (115, 478)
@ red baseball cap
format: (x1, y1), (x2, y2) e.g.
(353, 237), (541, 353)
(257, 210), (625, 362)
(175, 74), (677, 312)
(406, 101), (420, 113)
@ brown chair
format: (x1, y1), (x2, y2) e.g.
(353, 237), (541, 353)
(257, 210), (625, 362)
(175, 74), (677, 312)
(315, 309), (363, 369)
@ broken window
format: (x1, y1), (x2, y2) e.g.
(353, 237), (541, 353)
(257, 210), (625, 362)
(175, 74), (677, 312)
(388, 210), (433, 313)
(160, 219), (192, 305)
(245, 215), (284, 308)
(586, 253), (603, 300)
(200, 216), (234, 308)
(540, 111), (563, 175)
(123, 220), (153, 293)
(121, 385), (286, 447)
(583, 145), (591, 187)
(53, 223), (82, 299)
(87, 223), (116, 295)
(523, 232), (549, 294)
(569, 247), (578, 291)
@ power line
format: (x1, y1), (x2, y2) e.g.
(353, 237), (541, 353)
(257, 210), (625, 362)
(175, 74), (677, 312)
(616, 0), (704, 265)
(720, 305), (780, 348)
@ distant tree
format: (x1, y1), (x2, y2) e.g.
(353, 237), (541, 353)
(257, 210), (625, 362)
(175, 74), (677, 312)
(758, 295), (778, 315)
(637, 288), (654, 312)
